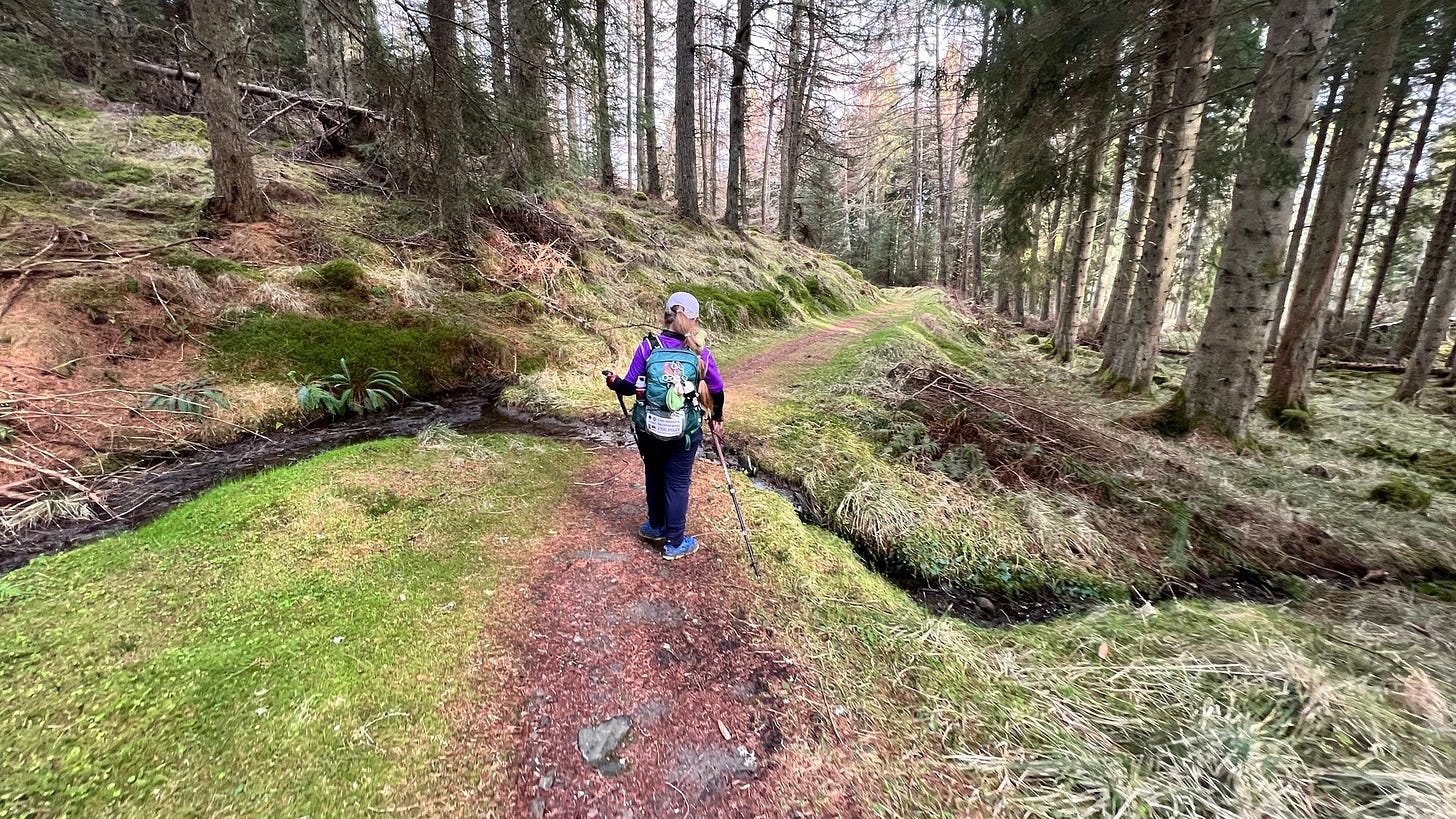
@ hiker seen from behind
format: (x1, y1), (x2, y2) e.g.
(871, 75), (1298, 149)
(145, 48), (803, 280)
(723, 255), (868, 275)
(604, 292), (725, 560)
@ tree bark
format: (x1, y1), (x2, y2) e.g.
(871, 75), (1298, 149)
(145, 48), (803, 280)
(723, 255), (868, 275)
(1170, 0), (1336, 437)
(1054, 103), (1113, 362)
(1103, 0), (1217, 392)
(564, 19), (583, 168)
(673, 0), (699, 219)
(192, 0), (271, 222)
(594, 0), (615, 188)
(1383, 46), (1454, 361)
(1097, 19), (1178, 356)
(1266, 0), (1409, 416)
(1267, 66), (1343, 353)
(1339, 71), (1409, 342)
(507, 0), (555, 185)
(299, 0), (346, 99)
(487, 0), (507, 97)
(1088, 126), (1132, 327)
(777, 0), (808, 238)
(1173, 209), (1205, 332)
(722, 0), (750, 230)
(1394, 253), (1456, 403)
(642, 0), (663, 197)
(425, 0), (467, 241)
(1390, 164), (1456, 364)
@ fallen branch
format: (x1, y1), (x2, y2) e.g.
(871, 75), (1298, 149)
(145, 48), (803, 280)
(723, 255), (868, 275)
(131, 60), (381, 121)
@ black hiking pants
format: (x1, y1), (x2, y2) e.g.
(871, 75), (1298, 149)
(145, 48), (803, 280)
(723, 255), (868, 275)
(639, 431), (702, 548)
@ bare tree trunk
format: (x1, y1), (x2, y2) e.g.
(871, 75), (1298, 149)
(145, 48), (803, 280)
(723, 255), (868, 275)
(1390, 164), (1456, 363)
(1054, 102), (1113, 362)
(1173, 209), (1205, 332)
(1383, 46), (1453, 361)
(759, 44), (780, 227)
(1342, 72), (1410, 348)
(594, 0), (615, 188)
(909, 9), (924, 279)
(1168, 0), (1337, 437)
(643, 0), (663, 197)
(1268, 67), (1343, 353)
(508, 0), (555, 184)
(1103, 0), (1217, 392)
(1394, 253), (1456, 403)
(487, 0), (507, 96)
(1266, 0), (1409, 417)
(673, 0), (699, 219)
(934, 16), (956, 288)
(1097, 20), (1178, 356)
(1088, 126), (1132, 326)
(564, 20), (583, 169)
(723, 0), (750, 230)
(777, 0), (808, 238)
(708, 15), (727, 214)
(299, 0), (346, 98)
(193, 0), (270, 222)
(425, 0), (467, 241)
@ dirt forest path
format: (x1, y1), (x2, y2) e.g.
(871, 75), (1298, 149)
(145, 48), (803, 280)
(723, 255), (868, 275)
(446, 295), (924, 818)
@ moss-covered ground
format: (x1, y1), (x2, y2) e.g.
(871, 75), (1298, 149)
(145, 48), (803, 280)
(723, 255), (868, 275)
(0, 433), (584, 816)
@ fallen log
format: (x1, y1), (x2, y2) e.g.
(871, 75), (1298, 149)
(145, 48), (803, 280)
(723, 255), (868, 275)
(130, 60), (382, 121)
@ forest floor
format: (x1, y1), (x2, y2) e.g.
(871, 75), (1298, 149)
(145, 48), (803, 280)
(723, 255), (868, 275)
(6, 90), (1456, 818)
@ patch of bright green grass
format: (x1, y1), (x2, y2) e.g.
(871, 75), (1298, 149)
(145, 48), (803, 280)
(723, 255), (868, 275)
(0, 434), (584, 816)
(208, 313), (477, 395)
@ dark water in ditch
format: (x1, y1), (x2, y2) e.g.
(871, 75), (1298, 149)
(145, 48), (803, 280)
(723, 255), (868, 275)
(1, 388), (1286, 625)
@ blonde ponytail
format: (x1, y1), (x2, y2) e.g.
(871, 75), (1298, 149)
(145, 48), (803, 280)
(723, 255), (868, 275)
(687, 328), (715, 418)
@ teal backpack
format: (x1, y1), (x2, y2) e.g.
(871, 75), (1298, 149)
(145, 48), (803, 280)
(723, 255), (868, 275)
(632, 334), (703, 444)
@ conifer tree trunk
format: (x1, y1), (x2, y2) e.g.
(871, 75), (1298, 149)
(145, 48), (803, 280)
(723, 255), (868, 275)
(1268, 68), (1343, 353)
(1168, 0), (1336, 437)
(1103, 0), (1217, 392)
(1383, 46), (1454, 361)
(425, 0), (467, 241)
(487, 0), (507, 96)
(1097, 21), (1178, 354)
(299, 0), (346, 99)
(594, 0), (615, 188)
(1390, 164), (1456, 363)
(1088, 127), (1132, 326)
(507, 0), (555, 183)
(564, 21), (583, 168)
(193, 0), (270, 222)
(1394, 253), (1456, 403)
(1054, 104), (1113, 362)
(722, 0), (750, 230)
(1266, 0), (1409, 416)
(1339, 72), (1409, 342)
(1173, 210), (1205, 332)
(642, 0), (663, 197)
(908, 10), (924, 278)
(673, 0), (699, 218)
(778, 0), (808, 237)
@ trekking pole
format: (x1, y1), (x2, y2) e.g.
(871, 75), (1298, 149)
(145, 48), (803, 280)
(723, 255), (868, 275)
(710, 427), (761, 580)
(602, 371), (642, 459)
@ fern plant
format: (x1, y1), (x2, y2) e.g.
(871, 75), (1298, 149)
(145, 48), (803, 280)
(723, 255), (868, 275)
(289, 359), (408, 418)
(144, 379), (230, 417)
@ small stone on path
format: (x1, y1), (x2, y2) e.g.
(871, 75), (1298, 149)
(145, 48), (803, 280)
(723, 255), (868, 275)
(578, 715), (633, 775)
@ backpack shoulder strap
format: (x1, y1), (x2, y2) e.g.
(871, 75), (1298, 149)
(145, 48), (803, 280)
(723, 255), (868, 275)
(644, 333), (662, 352)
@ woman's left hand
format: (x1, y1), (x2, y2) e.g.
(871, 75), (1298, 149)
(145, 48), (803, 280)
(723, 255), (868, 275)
(709, 419), (724, 438)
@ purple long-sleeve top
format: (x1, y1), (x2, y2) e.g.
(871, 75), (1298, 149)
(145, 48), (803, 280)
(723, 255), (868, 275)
(611, 331), (725, 419)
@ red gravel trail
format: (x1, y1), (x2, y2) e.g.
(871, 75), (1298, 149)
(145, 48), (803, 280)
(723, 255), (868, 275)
(443, 299), (920, 817)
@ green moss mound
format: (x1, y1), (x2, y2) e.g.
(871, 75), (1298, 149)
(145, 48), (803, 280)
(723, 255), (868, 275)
(209, 314), (476, 394)
(137, 114), (210, 145)
(670, 283), (788, 331)
(1368, 479), (1432, 512)
(298, 259), (366, 292)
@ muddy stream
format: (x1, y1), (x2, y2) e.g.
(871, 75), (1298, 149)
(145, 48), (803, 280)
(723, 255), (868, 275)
(2, 389), (1285, 626)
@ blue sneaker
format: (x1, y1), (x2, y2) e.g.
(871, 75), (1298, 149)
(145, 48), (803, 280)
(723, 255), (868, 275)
(639, 522), (666, 542)
(663, 536), (699, 561)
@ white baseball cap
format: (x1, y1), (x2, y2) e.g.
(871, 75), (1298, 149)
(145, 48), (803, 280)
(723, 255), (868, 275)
(665, 291), (700, 319)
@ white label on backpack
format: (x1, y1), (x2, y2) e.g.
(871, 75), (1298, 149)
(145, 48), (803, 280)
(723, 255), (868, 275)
(645, 410), (685, 439)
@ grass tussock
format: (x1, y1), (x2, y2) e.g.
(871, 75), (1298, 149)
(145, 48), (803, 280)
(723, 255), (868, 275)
(720, 474), (1456, 818)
